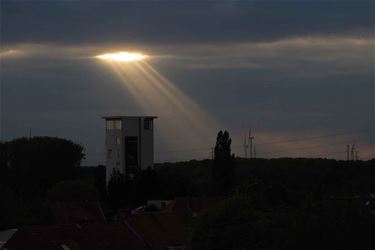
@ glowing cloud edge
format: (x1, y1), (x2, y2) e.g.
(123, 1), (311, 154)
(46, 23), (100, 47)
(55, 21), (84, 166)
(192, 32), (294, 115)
(95, 51), (148, 62)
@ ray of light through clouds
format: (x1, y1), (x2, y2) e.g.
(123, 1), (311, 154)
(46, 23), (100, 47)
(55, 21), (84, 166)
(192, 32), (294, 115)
(95, 51), (220, 161)
(1, 1), (374, 163)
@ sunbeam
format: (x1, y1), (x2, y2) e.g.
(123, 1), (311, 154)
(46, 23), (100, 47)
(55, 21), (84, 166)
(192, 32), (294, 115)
(98, 53), (220, 161)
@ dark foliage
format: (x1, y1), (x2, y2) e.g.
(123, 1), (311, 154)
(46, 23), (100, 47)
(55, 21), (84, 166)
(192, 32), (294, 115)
(2, 134), (375, 250)
(1, 137), (85, 200)
(107, 169), (128, 210)
(0, 137), (90, 229)
(192, 190), (375, 250)
(47, 179), (99, 202)
(107, 168), (166, 210)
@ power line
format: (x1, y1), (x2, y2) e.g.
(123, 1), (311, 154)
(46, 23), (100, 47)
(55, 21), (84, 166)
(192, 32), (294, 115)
(229, 129), (369, 150)
(155, 139), (368, 160)
(153, 129), (370, 154)
(155, 129), (369, 155)
(88, 129), (370, 160)
(257, 140), (367, 157)
(254, 129), (370, 146)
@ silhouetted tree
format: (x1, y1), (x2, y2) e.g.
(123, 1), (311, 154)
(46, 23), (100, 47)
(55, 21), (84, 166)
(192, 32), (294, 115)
(130, 168), (160, 206)
(0, 141), (10, 192)
(0, 141), (7, 171)
(107, 169), (127, 209)
(213, 130), (235, 190)
(1, 137), (85, 200)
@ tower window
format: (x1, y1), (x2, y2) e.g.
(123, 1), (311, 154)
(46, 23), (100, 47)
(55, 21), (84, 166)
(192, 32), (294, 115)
(106, 119), (122, 130)
(144, 118), (153, 130)
(115, 120), (122, 129)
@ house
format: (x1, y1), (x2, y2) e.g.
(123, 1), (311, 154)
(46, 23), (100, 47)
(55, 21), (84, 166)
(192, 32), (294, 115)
(121, 196), (223, 250)
(103, 116), (157, 184)
(4, 197), (222, 250)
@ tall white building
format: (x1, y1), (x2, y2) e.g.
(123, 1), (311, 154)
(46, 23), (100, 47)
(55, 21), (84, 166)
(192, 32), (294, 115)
(103, 116), (157, 183)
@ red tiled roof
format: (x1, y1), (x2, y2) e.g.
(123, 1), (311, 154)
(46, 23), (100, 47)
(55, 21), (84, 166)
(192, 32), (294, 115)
(80, 223), (150, 250)
(4, 223), (150, 250)
(52, 201), (107, 224)
(4, 224), (87, 250)
(126, 213), (189, 250)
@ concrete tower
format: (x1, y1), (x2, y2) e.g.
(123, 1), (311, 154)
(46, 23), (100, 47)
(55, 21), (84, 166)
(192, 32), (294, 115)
(103, 116), (157, 184)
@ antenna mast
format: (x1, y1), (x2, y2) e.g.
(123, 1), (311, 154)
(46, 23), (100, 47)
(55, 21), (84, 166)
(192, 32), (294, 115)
(248, 129), (254, 158)
(351, 143), (356, 161)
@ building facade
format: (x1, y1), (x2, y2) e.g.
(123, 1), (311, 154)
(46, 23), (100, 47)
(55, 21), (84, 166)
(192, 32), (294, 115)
(103, 116), (157, 184)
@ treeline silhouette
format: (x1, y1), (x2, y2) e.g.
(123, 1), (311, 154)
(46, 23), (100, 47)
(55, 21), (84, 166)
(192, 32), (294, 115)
(0, 137), (105, 227)
(1, 135), (375, 249)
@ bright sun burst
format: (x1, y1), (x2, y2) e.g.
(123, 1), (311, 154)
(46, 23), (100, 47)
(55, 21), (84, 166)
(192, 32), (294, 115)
(96, 51), (147, 62)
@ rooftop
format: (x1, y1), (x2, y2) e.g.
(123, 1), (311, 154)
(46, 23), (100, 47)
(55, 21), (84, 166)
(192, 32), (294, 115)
(126, 213), (189, 250)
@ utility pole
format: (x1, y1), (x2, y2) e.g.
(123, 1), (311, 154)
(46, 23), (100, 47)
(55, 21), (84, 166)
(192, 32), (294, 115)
(243, 135), (248, 158)
(211, 147), (214, 160)
(248, 129), (254, 158)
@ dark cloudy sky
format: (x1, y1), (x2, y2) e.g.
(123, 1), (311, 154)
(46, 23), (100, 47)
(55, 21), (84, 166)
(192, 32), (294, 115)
(1, 0), (374, 164)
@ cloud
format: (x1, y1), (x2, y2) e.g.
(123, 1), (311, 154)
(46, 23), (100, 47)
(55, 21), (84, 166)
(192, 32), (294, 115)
(0, 49), (21, 57)
(3, 36), (373, 75)
(1, 1), (373, 163)
(1, 1), (373, 46)
(148, 37), (374, 78)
